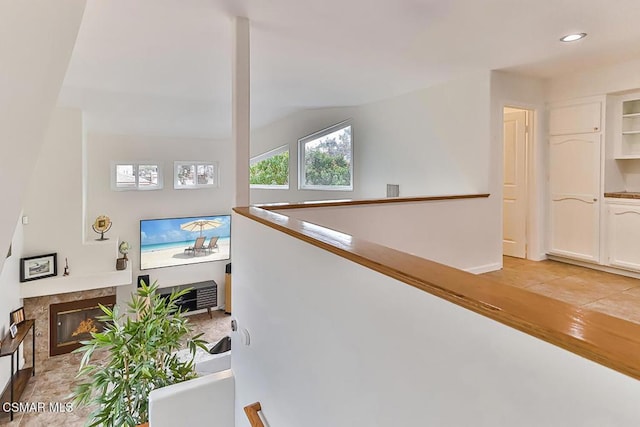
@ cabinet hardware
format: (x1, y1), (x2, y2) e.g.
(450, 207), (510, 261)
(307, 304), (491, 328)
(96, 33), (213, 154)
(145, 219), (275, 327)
(552, 197), (595, 204)
(613, 210), (640, 216)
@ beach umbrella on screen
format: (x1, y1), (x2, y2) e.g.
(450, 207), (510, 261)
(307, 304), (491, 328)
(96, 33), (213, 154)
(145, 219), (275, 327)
(180, 219), (222, 236)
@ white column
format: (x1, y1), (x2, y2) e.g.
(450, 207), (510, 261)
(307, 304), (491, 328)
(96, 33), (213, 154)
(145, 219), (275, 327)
(232, 16), (250, 207)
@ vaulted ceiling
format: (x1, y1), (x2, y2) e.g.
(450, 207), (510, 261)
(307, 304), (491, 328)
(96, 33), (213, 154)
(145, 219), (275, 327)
(58, 0), (640, 138)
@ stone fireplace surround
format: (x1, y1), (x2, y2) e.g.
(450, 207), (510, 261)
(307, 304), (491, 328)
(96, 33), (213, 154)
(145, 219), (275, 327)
(23, 287), (116, 368)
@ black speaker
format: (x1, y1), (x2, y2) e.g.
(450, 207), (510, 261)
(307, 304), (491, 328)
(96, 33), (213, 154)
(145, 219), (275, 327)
(137, 274), (150, 288)
(225, 263), (231, 274)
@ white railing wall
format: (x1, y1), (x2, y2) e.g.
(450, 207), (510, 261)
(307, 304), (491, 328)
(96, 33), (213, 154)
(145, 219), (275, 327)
(277, 196), (500, 273)
(232, 212), (640, 427)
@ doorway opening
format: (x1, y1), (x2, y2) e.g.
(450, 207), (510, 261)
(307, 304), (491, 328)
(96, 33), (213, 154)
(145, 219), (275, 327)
(503, 106), (532, 259)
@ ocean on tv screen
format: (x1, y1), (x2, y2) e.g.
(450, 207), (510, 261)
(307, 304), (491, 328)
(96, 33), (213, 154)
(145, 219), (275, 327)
(140, 215), (230, 270)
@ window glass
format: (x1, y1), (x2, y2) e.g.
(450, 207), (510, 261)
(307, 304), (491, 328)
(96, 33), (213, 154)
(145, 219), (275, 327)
(250, 146), (289, 189)
(138, 165), (159, 187)
(299, 122), (352, 190)
(174, 162), (218, 189)
(112, 162), (162, 191)
(116, 165), (136, 188)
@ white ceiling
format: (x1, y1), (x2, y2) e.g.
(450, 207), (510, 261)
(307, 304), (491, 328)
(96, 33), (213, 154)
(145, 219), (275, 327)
(58, 0), (640, 139)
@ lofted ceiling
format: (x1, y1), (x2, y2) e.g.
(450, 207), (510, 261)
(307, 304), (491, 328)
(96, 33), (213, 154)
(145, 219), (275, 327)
(58, 0), (640, 139)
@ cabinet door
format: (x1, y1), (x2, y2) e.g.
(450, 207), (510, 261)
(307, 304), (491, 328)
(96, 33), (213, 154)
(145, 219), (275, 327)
(549, 134), (601, 195)
(607, 204), (640, 271)
(548, 133), (601, 262)
(549, 101), (601, 135)
(549, 197), (600, 262)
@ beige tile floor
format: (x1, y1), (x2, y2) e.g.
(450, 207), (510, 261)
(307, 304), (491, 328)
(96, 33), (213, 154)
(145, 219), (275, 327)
(482, 256), (640, 323)
(0, 311), (231, 426)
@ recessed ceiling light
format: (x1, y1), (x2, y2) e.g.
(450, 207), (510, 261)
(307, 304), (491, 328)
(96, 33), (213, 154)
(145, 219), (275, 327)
(560, 33), (587, 42)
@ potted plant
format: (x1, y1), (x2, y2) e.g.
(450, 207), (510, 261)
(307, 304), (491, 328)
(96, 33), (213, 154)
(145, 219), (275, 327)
(71, 281), (207, 427)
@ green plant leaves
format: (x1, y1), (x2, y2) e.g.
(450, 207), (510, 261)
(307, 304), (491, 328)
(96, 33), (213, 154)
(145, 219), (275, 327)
(71, 280), (206, 426)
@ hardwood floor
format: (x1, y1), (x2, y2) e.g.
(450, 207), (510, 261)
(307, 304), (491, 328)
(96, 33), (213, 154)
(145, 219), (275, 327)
(482, 256), (640, 324)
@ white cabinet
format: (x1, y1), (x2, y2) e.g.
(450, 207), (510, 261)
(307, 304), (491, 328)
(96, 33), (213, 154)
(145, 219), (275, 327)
(607, 202), (640, 271)
(549, 101), (601, 136)
(549, 134), (601, 195)
(616, 97), (640, 158)
(550, 197), (600, 261)
(548, 99), (603, 262)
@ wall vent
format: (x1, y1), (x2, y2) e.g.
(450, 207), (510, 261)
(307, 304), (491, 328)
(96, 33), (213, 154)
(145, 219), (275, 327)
(386, 184), (399, 197)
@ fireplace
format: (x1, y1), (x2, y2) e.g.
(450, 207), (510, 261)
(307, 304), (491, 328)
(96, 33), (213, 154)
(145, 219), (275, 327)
(49, 295), (116, 356)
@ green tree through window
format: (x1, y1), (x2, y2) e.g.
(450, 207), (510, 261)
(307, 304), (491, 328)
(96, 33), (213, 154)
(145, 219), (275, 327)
(301, 124), (352, 189)
(250, 150), (289, 186)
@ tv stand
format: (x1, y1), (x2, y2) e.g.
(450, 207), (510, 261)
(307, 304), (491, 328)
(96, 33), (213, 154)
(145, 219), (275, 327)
(160, 280), (217, 318)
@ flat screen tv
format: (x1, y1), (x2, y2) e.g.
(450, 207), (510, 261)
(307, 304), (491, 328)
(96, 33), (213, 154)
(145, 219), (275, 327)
(140, 215), (231, 270)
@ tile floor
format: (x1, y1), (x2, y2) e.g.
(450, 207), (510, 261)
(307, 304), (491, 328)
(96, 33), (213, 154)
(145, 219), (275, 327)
(482, 256), (640, 323)
(0, 311), (231, 426)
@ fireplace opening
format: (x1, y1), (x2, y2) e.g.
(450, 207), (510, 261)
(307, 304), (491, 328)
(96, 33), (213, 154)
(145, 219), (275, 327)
(49, 295), (116, 356)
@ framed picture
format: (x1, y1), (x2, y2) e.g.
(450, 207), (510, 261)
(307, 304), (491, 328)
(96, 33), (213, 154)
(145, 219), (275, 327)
(9, 323), (17, 339)
(20, 253), (58, 282)
(10, 307), (25, 325)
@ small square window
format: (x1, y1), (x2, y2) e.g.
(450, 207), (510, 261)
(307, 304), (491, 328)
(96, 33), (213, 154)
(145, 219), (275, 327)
(112, 162), (163, 191)
(174, 162), (219, 189)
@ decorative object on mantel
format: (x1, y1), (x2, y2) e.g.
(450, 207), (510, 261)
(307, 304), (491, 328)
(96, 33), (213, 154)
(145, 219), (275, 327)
(19, 253), (57, 282)
(116, 241), (130, 271)
(10, 307), (25, 325)
(9, 323), (17, 339)
(92, 215), (112, 240)
(119, 241), (130, 261)
(71, 281), (207, 426)
(63, 257), (70, 276)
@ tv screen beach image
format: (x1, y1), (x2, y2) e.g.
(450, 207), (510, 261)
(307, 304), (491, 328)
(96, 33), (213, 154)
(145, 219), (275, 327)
(140, 215), (231, 270)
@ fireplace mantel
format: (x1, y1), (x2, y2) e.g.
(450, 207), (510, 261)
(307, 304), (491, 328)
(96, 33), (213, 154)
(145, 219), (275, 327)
(20, 267), (132, 298)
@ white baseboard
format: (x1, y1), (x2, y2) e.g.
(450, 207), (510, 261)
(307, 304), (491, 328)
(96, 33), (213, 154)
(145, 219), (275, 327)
(528, 253), (547, 262)
(464, 262), (502, 275)
(547, 255), (640, 280)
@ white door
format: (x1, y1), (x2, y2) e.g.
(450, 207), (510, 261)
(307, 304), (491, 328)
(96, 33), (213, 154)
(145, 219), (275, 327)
(503, 110), (527, 258)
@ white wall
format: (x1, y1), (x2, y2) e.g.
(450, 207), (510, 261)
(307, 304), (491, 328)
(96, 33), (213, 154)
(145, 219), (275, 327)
(21, 112), (233, 308)
(547, 58), (640, 102)
(278, 197), (499, 273)
(490, 71), (548, 260)
(0, 218), (25, 392)
(232, 213), (640, 427)
(86, 132), (233, 306)
(23, 108), (117, 278)
(0, 1), (86, 273)
(357, 71), (493, 197)
(250, 72), (494, 204)
(252, 71), (502, 271)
